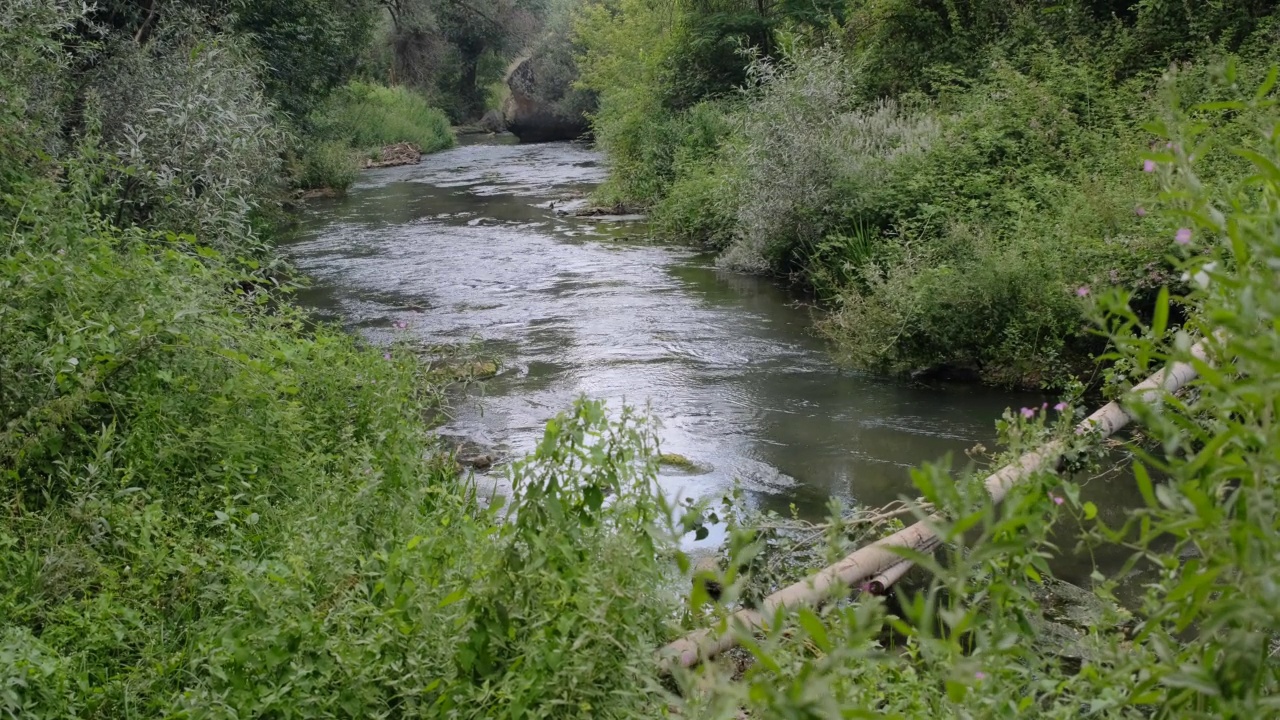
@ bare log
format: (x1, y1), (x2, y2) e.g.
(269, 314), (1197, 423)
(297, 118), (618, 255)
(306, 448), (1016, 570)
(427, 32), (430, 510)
(660, 337), (1215, 670)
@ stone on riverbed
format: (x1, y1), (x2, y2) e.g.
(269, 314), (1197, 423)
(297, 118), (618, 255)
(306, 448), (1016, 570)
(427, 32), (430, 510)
(659, 452), (710, 474)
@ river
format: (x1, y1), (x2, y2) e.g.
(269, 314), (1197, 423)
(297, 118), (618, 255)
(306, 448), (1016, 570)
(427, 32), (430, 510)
(285, 137), (1143, 583)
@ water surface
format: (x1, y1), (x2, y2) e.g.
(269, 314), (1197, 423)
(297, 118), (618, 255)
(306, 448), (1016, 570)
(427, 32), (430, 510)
(287, 138), (1142, 577)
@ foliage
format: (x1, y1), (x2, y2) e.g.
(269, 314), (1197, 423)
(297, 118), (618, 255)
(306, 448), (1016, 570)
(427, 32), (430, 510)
(231, 0), (379, 119)
(88, 0), (378, 120)
(676, 70), (1280, 720)
(310, 80), (455, 154)
(3, 6), (677, 717)
(90, 24), (285, 254)
(379, 0), (545, 120)
(577, 0), (1280, 386)
(716, 48), (937, 277)
(297, 139), (361, 190)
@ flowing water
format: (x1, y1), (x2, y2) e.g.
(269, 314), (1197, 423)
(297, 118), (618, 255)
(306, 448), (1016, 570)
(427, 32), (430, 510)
(286, 137), (1144, 583)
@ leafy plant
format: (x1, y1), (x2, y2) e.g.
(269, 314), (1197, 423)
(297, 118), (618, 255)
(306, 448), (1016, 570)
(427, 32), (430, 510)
(309, 80), (455, 153)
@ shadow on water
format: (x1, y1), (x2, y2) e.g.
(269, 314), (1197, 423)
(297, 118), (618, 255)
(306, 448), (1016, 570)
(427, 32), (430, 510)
(286, 137), (1148, 590)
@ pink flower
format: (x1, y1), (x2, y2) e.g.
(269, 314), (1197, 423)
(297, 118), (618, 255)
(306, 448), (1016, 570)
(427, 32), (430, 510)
(1076, 286), (1090, 297)
(383, 352), (392, 360)
(395, 321), (408, 329)
(1135, 206), (1147, 217)
(1020, 407), (1036, 419)
(1051, 494), (1064, 506)
(1143, 159), (1157, 172)
(1054, 402), (1068, 412)
(975, 671), (988, 681)
(1175, 228), (1192, 246)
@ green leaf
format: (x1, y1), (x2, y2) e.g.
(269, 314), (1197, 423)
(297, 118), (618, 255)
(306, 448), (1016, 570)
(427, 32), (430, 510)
(1134, 462), (1157, 508)
(438, 588), (466, 608)
(1082, 501), (1097, 520)
(1161, 669), (1221, 697)
(1255, 65), (1278, 100)
(1232, 147), (1280, 182)
(797, 608), (832, 653)
(1151, 286), (1169, 338)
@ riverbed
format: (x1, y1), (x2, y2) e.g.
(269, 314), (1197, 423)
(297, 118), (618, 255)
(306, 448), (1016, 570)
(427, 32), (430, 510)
(285, 137), (1141, 579)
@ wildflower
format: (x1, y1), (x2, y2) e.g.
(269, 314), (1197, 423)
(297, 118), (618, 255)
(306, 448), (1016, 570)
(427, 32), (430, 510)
(1135, 206), (1147, 217)
(1020, 407), (1036, 419)
(1175, 228), (1192, 246)
(1076, 285), (1090, 297)
(383, 352), (392, 360)
(1054, 402), (1068, 412)
(395, 321), (408, 329)
(975, 671), (988, 681)
(1143, 159), (1157, 172)
(1051, 494), (1065, 506)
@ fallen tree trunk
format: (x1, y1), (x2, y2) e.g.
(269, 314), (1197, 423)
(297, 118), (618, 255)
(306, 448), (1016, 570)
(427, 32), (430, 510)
(661, 337), (1215, 670)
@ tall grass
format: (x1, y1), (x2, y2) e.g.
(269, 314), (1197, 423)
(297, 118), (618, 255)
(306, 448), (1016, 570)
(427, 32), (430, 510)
(311, 80), (455, 153)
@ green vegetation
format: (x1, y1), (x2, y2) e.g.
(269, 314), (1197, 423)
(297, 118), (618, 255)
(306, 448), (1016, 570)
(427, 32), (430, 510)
(576, 0), (1280, 386)
(310, 81), (455, 153)
(2, 4), (672, 716)
(299, 80), (456, 189)
(681, 86), (1280, 717)
(7, 0), (1280, 717)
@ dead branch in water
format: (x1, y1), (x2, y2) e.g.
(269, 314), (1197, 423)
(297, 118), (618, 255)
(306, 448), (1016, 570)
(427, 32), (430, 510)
(660, 336), (1216, 671)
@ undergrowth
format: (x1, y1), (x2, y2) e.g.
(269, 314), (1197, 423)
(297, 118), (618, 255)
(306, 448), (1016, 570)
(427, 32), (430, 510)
(575, 0), (1280, 387)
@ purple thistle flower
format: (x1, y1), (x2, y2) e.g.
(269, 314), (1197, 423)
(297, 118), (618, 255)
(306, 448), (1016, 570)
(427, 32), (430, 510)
(1076, 285), (1090, 297)
(1054, 402), (1068, 412)
(1020, 407), (1036, 419)
(383, 352), (392, 361)
(1053, 495), (1065, 505)
(1143, 159), (1157, 173)
(975, 671), (988, 681)
(1135, 206), (1147, 217)
(1175, 228), (1192, 246)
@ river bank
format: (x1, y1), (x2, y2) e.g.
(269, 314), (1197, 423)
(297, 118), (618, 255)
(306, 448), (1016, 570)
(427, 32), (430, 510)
(286, 137), (1157, 590)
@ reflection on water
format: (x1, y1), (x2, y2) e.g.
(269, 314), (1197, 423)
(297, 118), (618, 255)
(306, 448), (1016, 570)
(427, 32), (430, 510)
(286, 138), (1143, 585)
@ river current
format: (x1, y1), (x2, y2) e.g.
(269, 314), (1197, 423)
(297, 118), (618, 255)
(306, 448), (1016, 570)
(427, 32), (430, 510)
(286, 137), (1143, 579)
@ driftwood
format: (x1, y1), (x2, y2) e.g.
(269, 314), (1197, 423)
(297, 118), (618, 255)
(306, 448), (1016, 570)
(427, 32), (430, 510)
(661, 337), (1215, 670)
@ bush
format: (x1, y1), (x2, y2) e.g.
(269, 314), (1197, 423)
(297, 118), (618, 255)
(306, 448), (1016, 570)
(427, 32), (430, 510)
(310, 80), (455, 153)
(681, 73), (1280, 720)
(3, 11), (678, 717)
(90, 23), (284, 254)
(717, 48), (938, 276)
(297, 139), (359, 191)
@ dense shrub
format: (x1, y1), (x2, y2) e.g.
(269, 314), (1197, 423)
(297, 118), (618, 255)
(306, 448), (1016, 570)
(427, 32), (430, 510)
(2, 7), (678, 717)
(296, 139), (360, 191)
(577, 0), (1280, 386)
(91, 24), (284, 254)
(310, 80), (455, 154)
(681, 78), (1280, 720)
(717, 49), (937, 276)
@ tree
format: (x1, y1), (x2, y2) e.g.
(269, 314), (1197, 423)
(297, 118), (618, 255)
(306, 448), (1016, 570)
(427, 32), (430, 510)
(380, 0), (544, 119)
